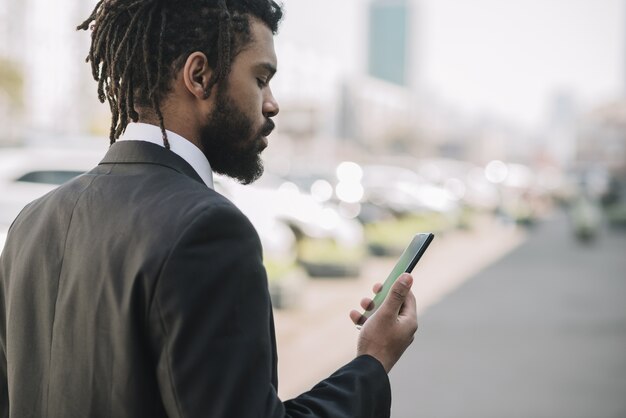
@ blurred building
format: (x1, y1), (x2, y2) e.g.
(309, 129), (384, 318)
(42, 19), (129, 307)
(0, 0), (107, 145)
(0, 0), (26, 83)
(542, 90), (580, 169)
(539, 0), (626, 177)
(26, 0), (104, 138)
(335, 0), (446, 159)
(274, 0), (427, 163)
(368, 0), (411, 87)
(577, 101), (626, 177)
(339, 75), (413, 152)
(622, 0), (626, 97)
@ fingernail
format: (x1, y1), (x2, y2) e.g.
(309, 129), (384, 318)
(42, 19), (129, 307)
(400, 274), (413, 286)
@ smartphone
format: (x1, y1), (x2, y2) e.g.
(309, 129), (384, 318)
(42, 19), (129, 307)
(361, 233), (434, 321)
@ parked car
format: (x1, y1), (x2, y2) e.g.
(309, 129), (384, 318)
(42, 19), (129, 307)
(360, 164), (459, 215)
(0, 146), (105, 232)
(215, 173), (366, 277)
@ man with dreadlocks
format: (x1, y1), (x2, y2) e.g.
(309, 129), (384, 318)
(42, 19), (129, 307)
(0, 0), (418, 417)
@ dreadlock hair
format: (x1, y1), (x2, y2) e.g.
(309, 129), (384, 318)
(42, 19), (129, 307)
(78, 0), (283, 148)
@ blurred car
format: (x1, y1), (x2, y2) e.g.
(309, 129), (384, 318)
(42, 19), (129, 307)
(216, 172), (363, 246)
(417, 157), (500, 210)
(360, 164), (460, 215)
(0, 230), (6, 252)
(215, 173), (366, 277)
(0, 146), (105, 232)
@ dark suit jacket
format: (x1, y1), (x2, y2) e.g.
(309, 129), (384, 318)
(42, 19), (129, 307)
(0, 141), (391, 418)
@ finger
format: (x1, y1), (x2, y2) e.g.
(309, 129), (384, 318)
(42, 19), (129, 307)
(360, 297), (375, 311)
(398, 291), (418, 335)
(349, 310), (366, 326)
(372, 282), (383, 294)
(378, 273), (413, 317)
(398, 289), (417, 319)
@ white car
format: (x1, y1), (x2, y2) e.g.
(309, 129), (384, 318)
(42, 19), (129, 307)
(0, 146), (106, 231)
(215, 173), (364, 247)
(361, 164), (460, 214)
(214, 173), (366, 277)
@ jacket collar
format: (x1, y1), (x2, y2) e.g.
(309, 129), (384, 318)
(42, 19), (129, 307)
(98, 140), (205, 186)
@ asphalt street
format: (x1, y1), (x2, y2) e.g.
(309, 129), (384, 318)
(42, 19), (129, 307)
(389, 210), (626, 418)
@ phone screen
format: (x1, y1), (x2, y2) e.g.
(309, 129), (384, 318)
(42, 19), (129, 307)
(361, 233), (434, 320)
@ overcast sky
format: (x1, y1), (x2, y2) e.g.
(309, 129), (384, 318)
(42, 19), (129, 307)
(277, 0), (625, 129)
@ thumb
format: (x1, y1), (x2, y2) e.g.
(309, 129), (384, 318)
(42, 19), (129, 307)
(379, 273), (413, 316)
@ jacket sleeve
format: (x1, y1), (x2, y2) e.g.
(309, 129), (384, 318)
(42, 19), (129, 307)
(0, 259), (7, 418)
(148, 203), (391, 418)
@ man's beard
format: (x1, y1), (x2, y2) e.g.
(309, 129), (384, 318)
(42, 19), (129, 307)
(199, 90), (274, 185)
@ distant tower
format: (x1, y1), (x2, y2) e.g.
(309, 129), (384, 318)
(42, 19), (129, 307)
(368, 0), (411, 87)
(546, 90), (579, 167)
(621, 0), (626, 97)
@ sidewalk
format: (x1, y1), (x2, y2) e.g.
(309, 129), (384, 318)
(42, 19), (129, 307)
(274, 216), (526, 399)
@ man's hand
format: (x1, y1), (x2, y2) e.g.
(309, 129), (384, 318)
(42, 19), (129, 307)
(349, 273), (418, 373)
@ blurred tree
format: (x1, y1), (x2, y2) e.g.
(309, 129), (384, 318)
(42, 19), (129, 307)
(0, 57), (24, 145)
(0, 57), (23, 107)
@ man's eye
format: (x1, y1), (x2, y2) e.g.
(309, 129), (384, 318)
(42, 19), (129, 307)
(257, 78), (268, 88)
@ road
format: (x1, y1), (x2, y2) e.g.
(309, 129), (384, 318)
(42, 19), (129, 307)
(389, 211), (626, 418)
(275, 215), (526, 399)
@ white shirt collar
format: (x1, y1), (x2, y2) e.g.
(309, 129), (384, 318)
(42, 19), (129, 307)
(118, 122), (214, 189)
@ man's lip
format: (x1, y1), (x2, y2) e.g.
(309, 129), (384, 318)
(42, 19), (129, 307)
(262, 119), (275, 137)
(260, 136), (268, 148)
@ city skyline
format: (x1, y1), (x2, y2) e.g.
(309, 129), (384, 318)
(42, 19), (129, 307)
(275, 0), (625, 129)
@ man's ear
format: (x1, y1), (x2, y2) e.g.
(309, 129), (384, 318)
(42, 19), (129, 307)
(182, 52), (214, 100)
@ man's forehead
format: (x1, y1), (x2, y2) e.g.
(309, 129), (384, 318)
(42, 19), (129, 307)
(251, 18), (276, 48)
(243, 19), (277, 65)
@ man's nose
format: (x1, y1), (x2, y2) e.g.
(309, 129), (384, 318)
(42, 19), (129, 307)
(263, 89), (279, 118)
